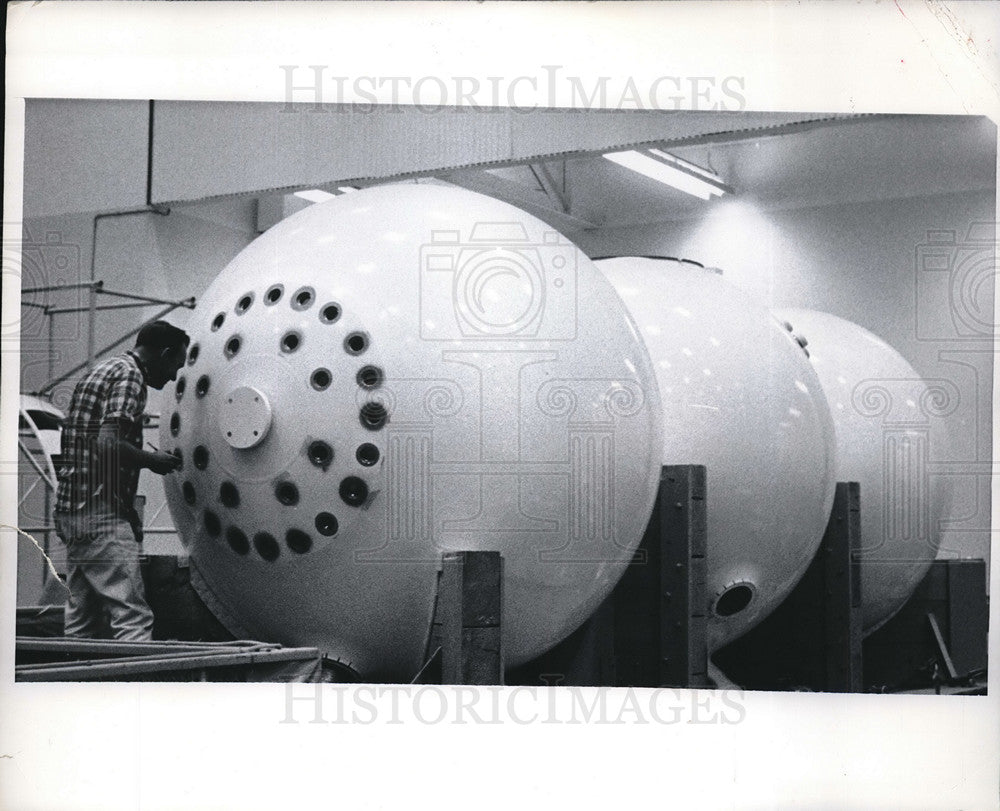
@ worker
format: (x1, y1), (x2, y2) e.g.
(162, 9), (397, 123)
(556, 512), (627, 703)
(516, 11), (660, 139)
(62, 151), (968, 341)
(54, 319), (189, 641)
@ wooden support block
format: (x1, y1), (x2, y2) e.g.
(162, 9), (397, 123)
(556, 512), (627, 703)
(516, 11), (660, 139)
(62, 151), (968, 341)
(613, 465), (709, 688)
(659, 465), (709, 688)
(822, 481), (863, 692)
(439, 551), (504, 685)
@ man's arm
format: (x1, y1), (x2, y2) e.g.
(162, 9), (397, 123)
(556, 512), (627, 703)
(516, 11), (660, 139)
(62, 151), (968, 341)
(97, 421), (180, 475)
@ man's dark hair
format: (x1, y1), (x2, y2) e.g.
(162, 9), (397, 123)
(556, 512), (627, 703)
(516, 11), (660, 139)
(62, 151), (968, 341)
(135, 320), (190, 354)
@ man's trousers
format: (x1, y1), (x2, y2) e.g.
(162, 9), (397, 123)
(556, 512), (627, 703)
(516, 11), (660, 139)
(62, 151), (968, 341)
(54, 508), (154, 641)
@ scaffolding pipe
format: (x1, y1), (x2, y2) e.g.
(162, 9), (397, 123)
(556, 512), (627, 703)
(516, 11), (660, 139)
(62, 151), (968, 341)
(37, 301), (186, 396)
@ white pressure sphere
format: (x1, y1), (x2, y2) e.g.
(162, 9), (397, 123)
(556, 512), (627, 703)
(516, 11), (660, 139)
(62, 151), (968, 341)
(596, 257), (838, 650)
(774, 308), (953, 633)
(161, 184), (664, 680)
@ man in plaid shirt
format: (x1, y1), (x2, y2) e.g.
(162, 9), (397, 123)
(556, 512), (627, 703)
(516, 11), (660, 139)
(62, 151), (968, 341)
(55, 320), (189, 640)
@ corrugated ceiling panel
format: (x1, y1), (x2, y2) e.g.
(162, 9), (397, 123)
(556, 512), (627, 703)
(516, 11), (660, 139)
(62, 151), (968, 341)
(151, 101), (513, 202)
(23, 99), (149, 218)
(508, 110), (830, 157)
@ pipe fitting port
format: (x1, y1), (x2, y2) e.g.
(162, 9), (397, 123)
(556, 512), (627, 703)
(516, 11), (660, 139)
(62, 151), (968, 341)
(344, 331), (369, 356)
(195, 375), (210, 398)
(359, 401), (388, 430)
(193, 445), (209, 470)
(182, 481), (196, 505)
(315, 512), (339, 537)
(265, 284), (284, 305)
(291, 286), (315, 311)
(319, 302), (341, 324)
(253, 532), (280, 562)
(235, 293), (254, 315)
(226, 526), (249, 555)
(307, 440), (333, 469)
(286, 529), (312, 554)
(187, 344), (200, 366)
(280, 331), (302, 354)
(310, 368), (332, 391)
(211, 312), (226, 332)
(356, 365), (383, 389)
(224, 336), (242, 359)
(169, 412), (181, 437)
(339, 476), (369, 507)
(204, 510), (222, 538)
(219, 481), (240, 509)
(275, 480), (300, 506)
(175, 377), (186, 401)
(714, 584), (755, 617)
(356, 443), (380, 467)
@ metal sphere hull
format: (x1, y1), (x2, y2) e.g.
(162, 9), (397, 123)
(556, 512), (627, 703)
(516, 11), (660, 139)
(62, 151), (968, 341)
(596, 258), (837, 649)
(774, 309), (951, 633)
(161, 184), (664, 679)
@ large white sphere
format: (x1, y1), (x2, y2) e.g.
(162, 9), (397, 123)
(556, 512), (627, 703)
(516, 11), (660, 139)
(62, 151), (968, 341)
(161, 185), (664, 679)
(596, 257), (837, 649)
(773, 309), (953, 633)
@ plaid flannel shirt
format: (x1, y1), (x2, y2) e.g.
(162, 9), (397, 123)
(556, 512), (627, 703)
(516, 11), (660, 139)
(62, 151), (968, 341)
(55, 352), (148, 521)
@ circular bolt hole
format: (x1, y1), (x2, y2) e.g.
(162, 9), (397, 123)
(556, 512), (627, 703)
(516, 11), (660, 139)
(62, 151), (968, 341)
(187, 344), (200, 366)
(339, 476), (369, 507)
(204, 510), (222, 538)
(310, 368), (332, 391)
(356, 443), (380, 467)
(169, 412), (181, 437)
(344, 331), (369, 356)
(219, 481), (240, 509)
(211, 312), (225, 332)
(291, 286), (315, 311)
(307, 440), (333, 469)
(235, 293), (254, 315)
(715, 584), (754, 617)
(286, 529), (312, 554)
(315, 512), (339, 537)
(265, 284), (284, 305)
(193, 445), (209, 470)
(195, 375), (210, 398)
(182, 481), (196, 505)
(281, 331), (302, 354)
(175, 377), (186, 401)
(253, 532), (280, 562)
(275, 480), (300, 506)
(226, 526), (249, 555)
(225, 336), (241, 359)
(359, 401), (388, 430)
(356, 365), (383, 389)
(320, 303), (341, 324)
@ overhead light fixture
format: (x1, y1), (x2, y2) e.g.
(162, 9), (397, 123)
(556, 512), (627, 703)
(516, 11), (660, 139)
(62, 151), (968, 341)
(294, 186), (360, 203)
(294, 189), (337, 203)
(604, 149), (732, 200)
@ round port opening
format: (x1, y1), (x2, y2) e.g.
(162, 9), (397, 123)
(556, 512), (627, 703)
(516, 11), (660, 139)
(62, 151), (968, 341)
(286, 529), (312, 554)
(315, 512), (339, 537)
(356, 443), (380, 467)
(275, 480), (300, 506)
(339, 476), (369, 507)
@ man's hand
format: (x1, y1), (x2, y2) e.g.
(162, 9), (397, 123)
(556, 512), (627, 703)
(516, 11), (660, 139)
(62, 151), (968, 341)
(147, 450), (182, 475)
